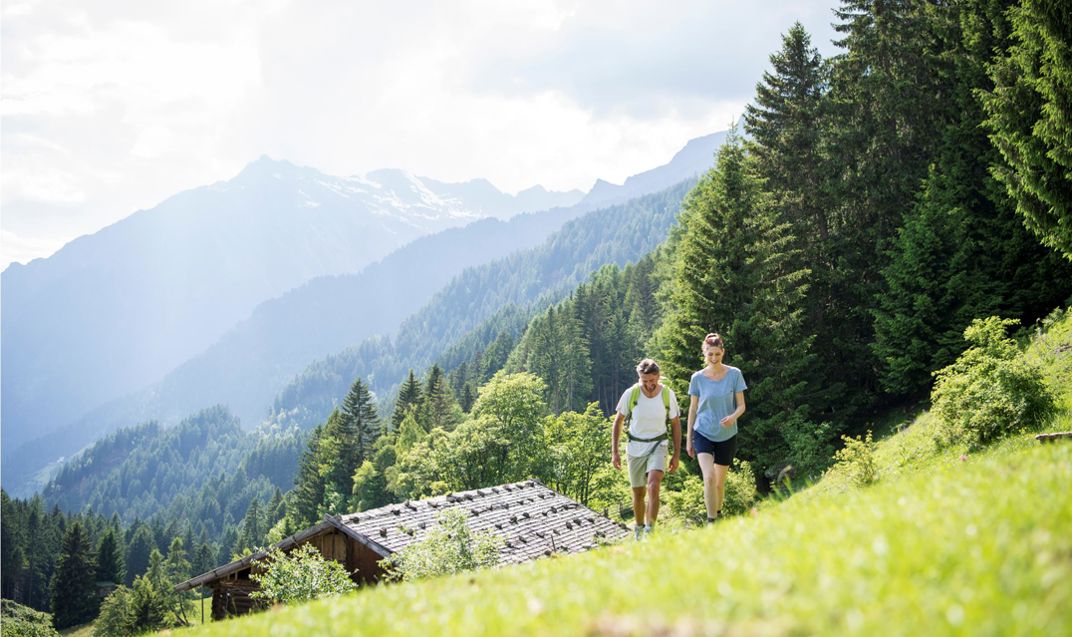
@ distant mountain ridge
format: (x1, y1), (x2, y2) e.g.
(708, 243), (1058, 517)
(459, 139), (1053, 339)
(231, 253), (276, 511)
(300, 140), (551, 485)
(1, 158), (580, 456)
(579, 130), (729, 207)
(2, 128), (729, 496)
(268, 179), (696, 431)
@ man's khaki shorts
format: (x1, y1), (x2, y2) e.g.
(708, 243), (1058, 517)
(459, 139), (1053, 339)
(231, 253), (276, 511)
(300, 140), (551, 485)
(627, 441), (668, 488)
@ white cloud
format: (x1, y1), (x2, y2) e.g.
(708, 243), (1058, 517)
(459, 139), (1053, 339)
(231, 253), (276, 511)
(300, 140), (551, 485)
(1, 0), (840, 267)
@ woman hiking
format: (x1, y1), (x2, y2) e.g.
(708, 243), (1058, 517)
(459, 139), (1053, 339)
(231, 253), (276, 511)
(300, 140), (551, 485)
(686, 333), (747, 523)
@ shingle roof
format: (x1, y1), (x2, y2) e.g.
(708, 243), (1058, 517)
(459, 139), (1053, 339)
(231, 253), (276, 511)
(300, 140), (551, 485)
(339, 479), (629, 564)
(175, 479), (629, 592)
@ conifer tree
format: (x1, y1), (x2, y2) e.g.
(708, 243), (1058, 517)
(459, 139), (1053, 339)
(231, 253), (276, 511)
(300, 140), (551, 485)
(459, 384), (476, 413)
(395, 411), (426, 455)
(819, 0), (960, 417)
(164, 537), (191, 588)
(267, 488), (286, 528)
(338, 377), (381, 469)
(95, 528), (124, 586)
(50, 522), (98, 629)
(193, 540), (216, 578)
(652, 135), (814, 474)
(508, 305), (593, 414)
(745, 22), (829, 245)
(235, 498), (263, 554)
(418, 365), (462, 431)
(124, 524), (154, 585)
(873, 0), (1072, 397)
(351, 437), (396, 512)
(982, 0), (1072, 259)
(288, 425), (325, 528)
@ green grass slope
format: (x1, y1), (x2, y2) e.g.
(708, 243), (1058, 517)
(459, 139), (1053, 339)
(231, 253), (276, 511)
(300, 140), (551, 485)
(184, 312), (1072, 636)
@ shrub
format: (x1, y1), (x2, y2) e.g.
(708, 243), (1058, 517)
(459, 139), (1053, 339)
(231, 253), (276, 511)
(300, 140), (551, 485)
(664, 473), (706, 525)
(664, 460), (758, 524)
(932, 317), (1057, 450)
(831, 431), (878, 487)
(381, 509), (503, 582)
(779, 417), (836, 483)
(721, 460), (758, 515)
(0, 599), (59, 637)
(93, 587), (135, 637)
(249, 544), (356, 606)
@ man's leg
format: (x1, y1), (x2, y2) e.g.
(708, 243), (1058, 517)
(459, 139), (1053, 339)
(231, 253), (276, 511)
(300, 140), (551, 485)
(631, 486), (646, 527)
(646, 470), (664, 526)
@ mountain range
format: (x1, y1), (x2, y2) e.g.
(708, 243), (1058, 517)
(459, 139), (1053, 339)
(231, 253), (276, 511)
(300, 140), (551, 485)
(1, 160), (580, 451)
(1, 128), (728, 495)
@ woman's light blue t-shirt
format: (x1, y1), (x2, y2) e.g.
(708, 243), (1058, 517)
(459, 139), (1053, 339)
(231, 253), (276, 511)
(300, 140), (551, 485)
(689, 367), (747, 443)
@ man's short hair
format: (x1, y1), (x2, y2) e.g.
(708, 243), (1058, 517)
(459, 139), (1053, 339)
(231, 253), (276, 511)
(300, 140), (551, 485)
(636, 358), (660, 375)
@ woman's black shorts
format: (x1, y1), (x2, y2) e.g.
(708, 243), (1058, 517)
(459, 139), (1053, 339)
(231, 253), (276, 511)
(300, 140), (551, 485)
(692, 432), (737, 466)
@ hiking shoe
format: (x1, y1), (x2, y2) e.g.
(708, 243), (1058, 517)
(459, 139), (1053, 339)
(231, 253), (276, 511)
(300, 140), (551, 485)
(634, 527), (644, 541)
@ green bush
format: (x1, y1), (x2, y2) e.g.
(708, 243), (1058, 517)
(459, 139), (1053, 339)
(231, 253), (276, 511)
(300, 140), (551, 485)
(932, 317), (1057, 450)
(381, 509), (503, 582)
(664, 472), (706, 525)
(780, 417), (835, 482)
(249, 543), (356, 606)
(665, 460), (758, 523)
(721, 460), (758, 515)
(0, 599), (59, 637)
(93, 587), (135, 637)
(831, 431), (878, 487)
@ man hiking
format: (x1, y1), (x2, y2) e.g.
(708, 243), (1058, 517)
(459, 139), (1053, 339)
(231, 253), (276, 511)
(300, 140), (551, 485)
(611, 358), (681, 539)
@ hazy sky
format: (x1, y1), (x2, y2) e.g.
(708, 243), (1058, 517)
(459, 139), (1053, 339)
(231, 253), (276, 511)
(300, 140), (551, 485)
(1, 0), (840, 267)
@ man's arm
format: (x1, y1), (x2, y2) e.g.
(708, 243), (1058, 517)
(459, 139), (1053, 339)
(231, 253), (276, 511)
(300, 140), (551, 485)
(668, 416), (681, 472)
(611, 413), (625, 469)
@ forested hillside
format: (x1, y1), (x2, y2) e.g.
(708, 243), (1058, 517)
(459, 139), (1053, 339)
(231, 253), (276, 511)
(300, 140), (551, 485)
(39, 407), (300, 526)
(269, 180), (693, 430)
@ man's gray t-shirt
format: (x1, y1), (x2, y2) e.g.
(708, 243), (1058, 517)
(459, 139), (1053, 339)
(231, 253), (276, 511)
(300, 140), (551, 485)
(688, 367), (747, 442)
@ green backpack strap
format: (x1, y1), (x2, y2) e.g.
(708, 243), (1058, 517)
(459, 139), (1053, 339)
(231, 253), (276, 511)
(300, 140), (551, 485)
(628, 384), (641, 414)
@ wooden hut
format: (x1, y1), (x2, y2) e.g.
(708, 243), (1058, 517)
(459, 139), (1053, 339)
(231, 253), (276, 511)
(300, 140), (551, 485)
(175, 479), (629, 619)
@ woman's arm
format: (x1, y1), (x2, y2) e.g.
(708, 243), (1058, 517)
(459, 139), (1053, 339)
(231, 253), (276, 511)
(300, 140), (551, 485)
(720, 391), (746, 427)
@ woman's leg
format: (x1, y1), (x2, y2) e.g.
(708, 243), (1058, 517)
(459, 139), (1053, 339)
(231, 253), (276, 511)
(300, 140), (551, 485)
(697, 452), (718, 519)
(712, 462), (730, 515)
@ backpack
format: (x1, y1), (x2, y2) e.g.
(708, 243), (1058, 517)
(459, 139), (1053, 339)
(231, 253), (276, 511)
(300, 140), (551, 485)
(625, 384), (672, 443)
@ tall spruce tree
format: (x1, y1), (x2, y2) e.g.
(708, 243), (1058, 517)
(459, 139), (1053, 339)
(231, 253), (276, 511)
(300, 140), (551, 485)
(873, 0), (1072, 397)
(418, 365), (462, 431)
(95, 528), (124, 586)
(982, 0), (1072, 259)
(744, 21), (836, 427)
(819, 0), (960, 418)
(50, 522), (98, 629)
(124, 524), (154, 585)
(287, 424), (325, 528)
(193, 540), (216, 579)
(745, 22), (829, 246)
(321, 377), (382, 504)
(652, 134), (814, 475)
(235, 498), (263, 554)
(393, 370), (423, 431)
(508, 305), (593, 414)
